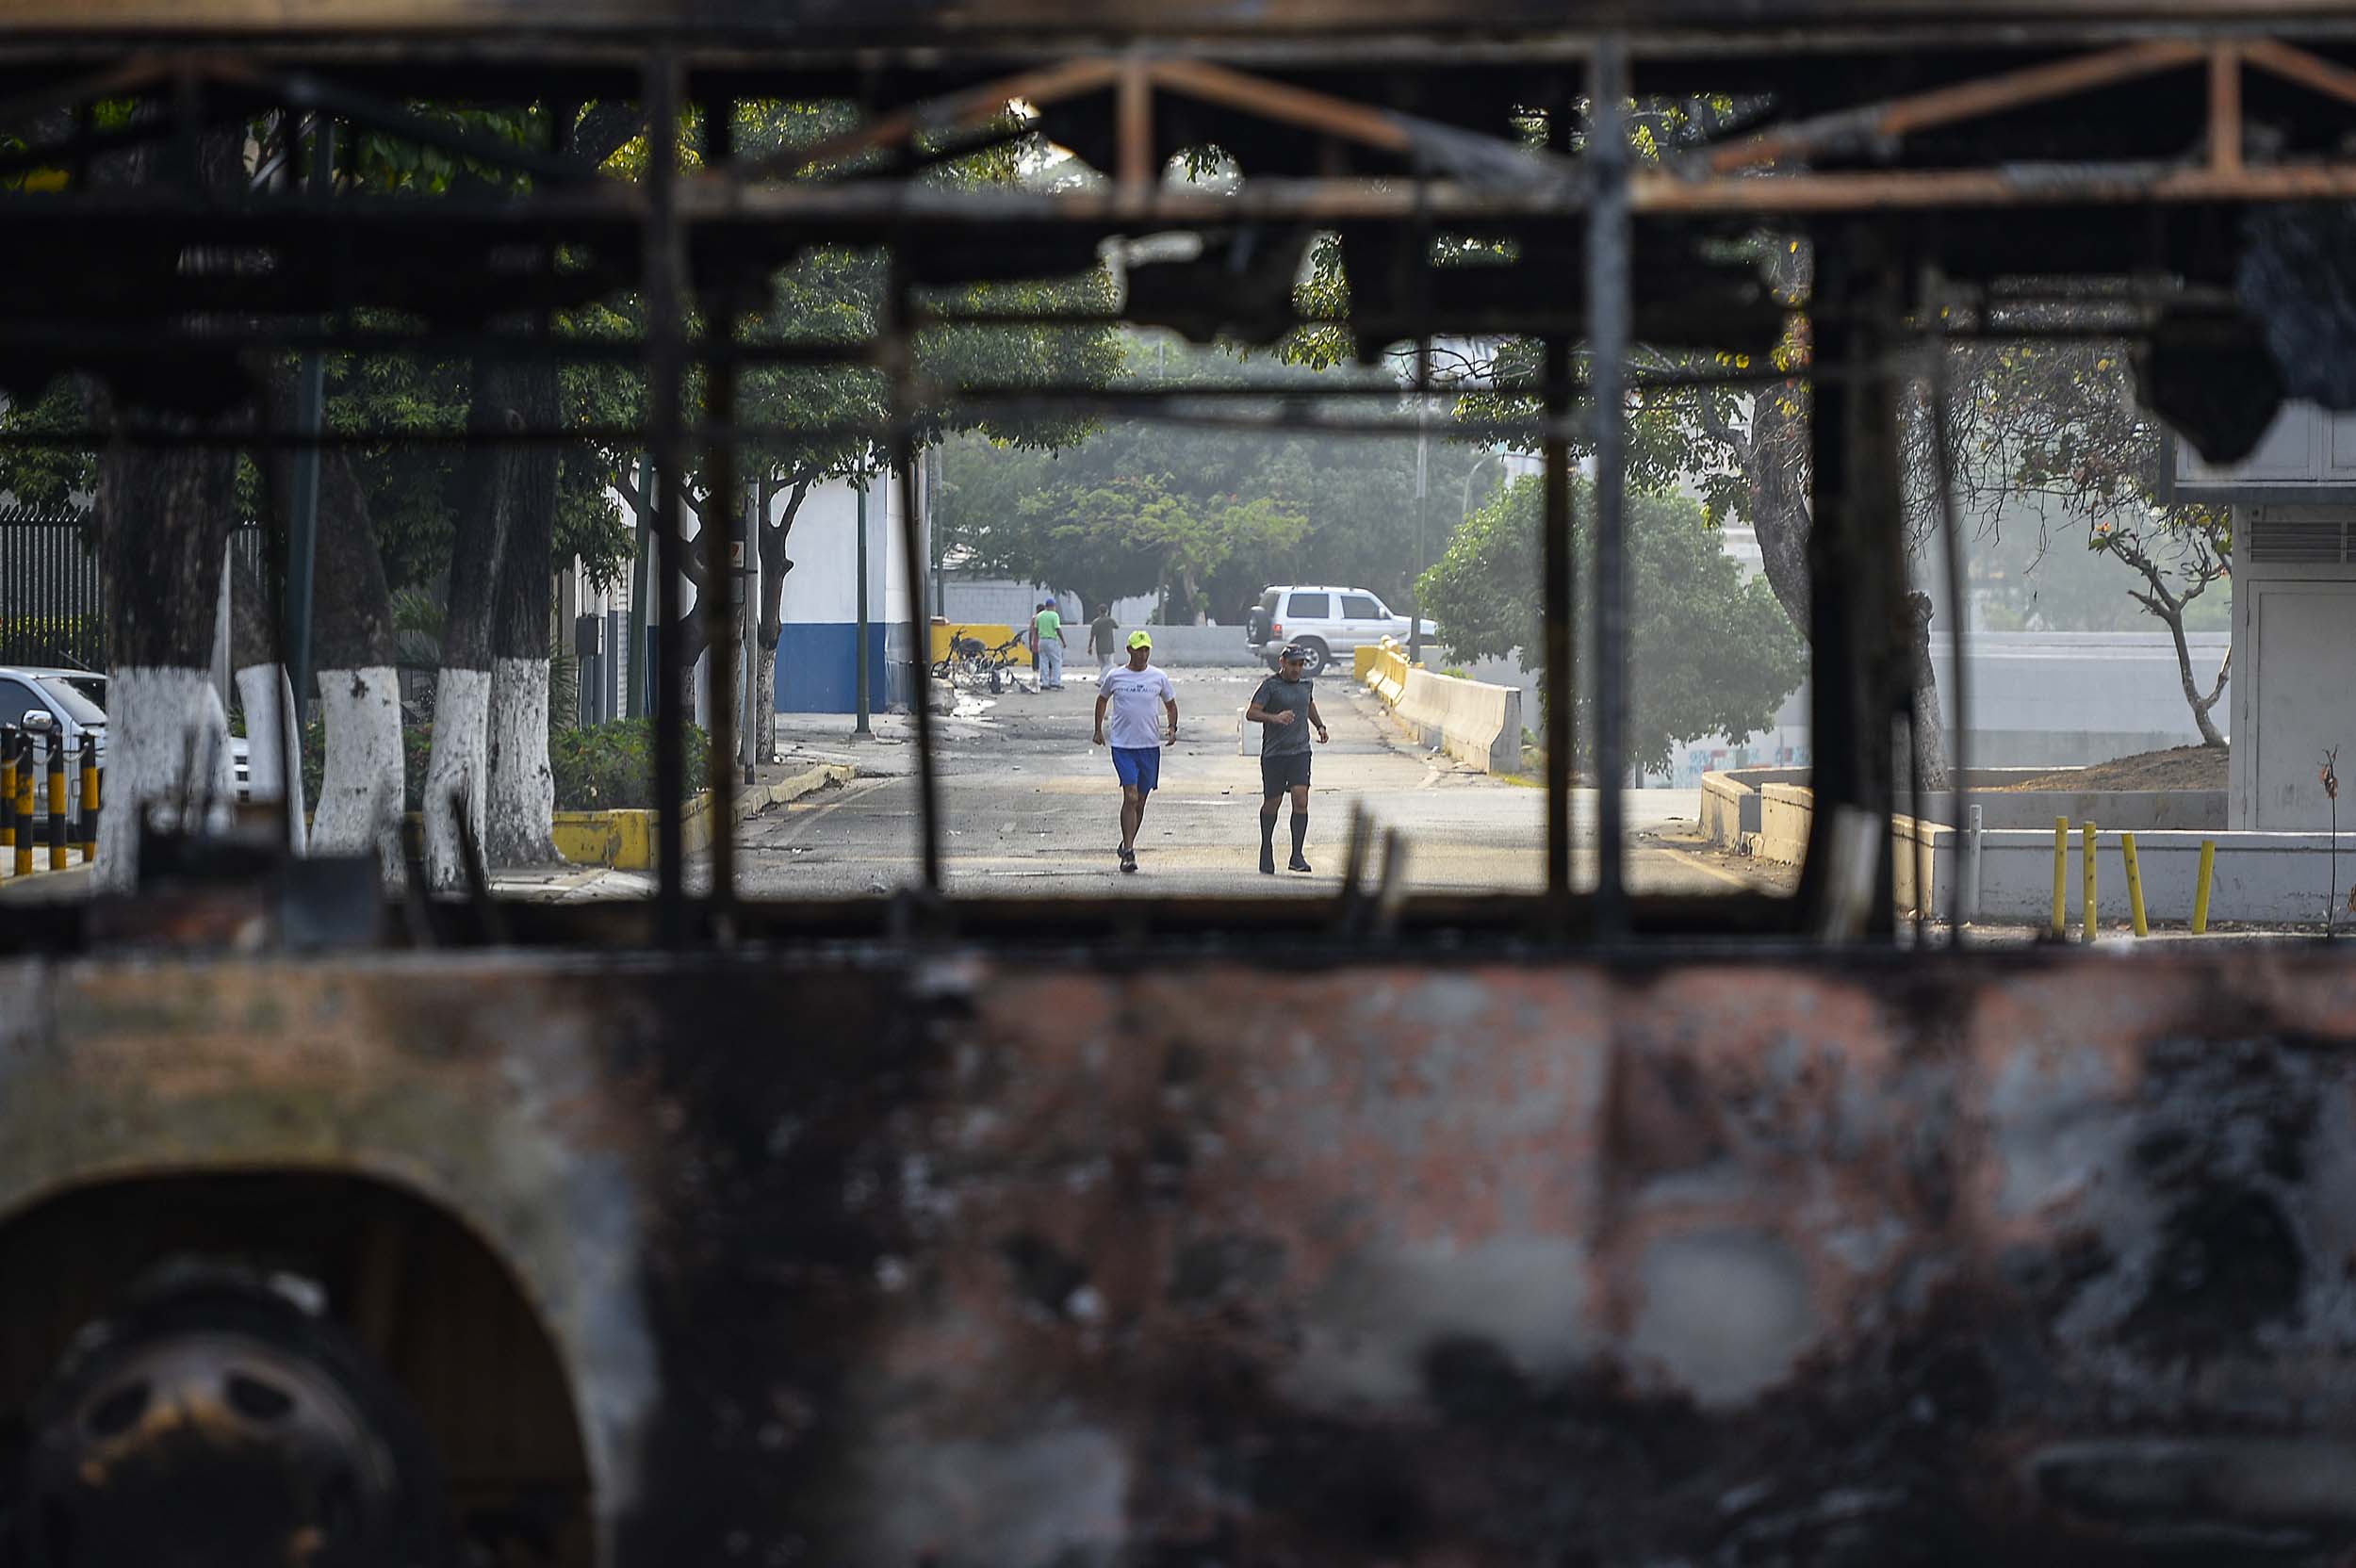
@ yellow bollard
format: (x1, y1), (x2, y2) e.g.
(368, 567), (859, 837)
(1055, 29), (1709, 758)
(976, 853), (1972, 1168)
(78, 735), (97, 860)
(0, 728), (15, 869)
(45, 731), (65, 872)
(2052, 817), (2069, 938)
(2193, 839), (2217, 934)
(2081, 821), (2099, 943)
(2119, 830), (2149, 938)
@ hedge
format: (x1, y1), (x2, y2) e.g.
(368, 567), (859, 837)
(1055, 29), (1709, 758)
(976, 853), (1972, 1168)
(295, 717), (708, 814)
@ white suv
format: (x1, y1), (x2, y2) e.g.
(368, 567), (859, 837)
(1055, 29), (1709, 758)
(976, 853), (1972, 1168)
(1245, 586), (1435, 676)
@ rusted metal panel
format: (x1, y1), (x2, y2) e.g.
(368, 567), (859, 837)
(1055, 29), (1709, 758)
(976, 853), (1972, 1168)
(10, 948), (2356, 1562)
(15, 0), (2356, 41)
(0, 956), (666, 1554)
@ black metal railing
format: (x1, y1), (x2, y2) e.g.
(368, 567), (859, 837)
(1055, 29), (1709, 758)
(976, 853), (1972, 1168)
(0, 506), (103, 670)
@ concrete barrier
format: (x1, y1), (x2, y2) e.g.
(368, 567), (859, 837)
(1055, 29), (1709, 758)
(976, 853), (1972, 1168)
(1131, 624), (1258, 667)
(1932, 825), (2356, 926)
(1759, 783), (1815, 866)
(1744, 774), (2350, 923)
(1396, 668), (1524, 775)
(1700, 766), (1812, 848)
(1365, 643), (1412, 707)
(1710, 765), (2225, 854)
(1356, 641), (1520, 774)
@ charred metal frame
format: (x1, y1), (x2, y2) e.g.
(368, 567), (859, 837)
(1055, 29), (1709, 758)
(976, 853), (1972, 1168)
(7, 15), (2356, 943)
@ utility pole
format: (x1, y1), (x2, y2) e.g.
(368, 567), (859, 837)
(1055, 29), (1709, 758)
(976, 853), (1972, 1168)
(739, 482), (758, 783)
(1410, 376), (1429, 664)
(853, 457), (873, 739)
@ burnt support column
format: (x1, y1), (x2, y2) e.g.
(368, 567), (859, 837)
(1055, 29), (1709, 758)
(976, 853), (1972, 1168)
(888, 266), (943, 894)
(643, 51), (689, 945)
(698, 89), (741, 929)
(1799, 225), (1908, 939)
(1543, 336), (1573, 916)
(1588, 34), (1631, 939)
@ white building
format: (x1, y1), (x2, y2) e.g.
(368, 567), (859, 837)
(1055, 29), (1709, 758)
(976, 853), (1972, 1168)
(769, 472), (926, 714)
(2174, 403), (2355, 828)
(564, 464), (934, 723)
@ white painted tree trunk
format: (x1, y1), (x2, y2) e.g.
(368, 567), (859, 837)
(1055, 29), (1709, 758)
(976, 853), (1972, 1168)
(487, 655), (558, 866)
(312, 665), (404, 885)
(422, 666), (491, 891)
(95, 667), (236, 891)
(233, 662), (309, 855)
(754, 642), (777, 762)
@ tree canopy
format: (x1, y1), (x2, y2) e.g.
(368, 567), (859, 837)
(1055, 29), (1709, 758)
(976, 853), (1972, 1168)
(941, 336), (1499, 620)
(1418, 475), (1805, 776)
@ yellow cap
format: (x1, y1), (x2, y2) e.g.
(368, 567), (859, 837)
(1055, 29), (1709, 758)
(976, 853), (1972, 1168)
(1126, 629), (1153, 648)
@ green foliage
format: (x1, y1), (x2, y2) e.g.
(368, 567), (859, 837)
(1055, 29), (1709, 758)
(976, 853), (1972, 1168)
(0, 384), (95, 506)
(548, 718), (710, 809)
(295, 716), (706, 813)
(0, 612), (104, 669)
(1418, 476), (1804, 776)
(942, 337), (1497, 617)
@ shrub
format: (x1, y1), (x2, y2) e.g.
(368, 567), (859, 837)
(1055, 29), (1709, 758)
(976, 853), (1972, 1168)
(548, 718), (709, 810)
(0, 613), (103, 670)
(295, 717), (706, 815)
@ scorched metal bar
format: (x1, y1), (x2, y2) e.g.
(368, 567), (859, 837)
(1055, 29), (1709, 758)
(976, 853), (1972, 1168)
(1589, 34), (1631, 939)
(1543, 335), (1572, 916)
(644, 49), (689, 947)
(698, 86), (741, 928)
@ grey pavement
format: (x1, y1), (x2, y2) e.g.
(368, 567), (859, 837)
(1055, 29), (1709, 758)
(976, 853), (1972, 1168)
(732, 665), (1778, 899)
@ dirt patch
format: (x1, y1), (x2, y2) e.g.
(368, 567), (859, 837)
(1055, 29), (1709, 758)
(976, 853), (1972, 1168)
(1991, 745), (2226, 793)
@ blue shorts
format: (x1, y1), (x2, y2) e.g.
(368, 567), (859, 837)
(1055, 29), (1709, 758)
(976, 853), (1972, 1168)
(1111, 745), (1162, 794)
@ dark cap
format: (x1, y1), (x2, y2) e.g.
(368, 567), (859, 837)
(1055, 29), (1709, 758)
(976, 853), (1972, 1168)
(1279, 644), (1308, 662)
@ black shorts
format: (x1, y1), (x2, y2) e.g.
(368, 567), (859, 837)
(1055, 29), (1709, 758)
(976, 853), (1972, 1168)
(1261, 751), (1313, 794)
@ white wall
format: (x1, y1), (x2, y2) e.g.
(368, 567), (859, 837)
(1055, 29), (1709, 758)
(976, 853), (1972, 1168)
(2233, 508), (2356, 830)
(777, 475), (922, 629)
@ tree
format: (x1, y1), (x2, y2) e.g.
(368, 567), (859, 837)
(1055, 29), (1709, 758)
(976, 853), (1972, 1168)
(991, 473), (1305, 618)
(307, 450), (405, 880)
(81, 114), (249, 887)
(693, 101), (1121, 761)
(1939, 324), (2233, 746)
(1418, 475), (1806, 778)
(941, 338), (1494, 622)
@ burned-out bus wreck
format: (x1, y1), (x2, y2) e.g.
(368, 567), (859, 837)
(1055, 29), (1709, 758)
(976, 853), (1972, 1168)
(9, 2), (2356, 1563)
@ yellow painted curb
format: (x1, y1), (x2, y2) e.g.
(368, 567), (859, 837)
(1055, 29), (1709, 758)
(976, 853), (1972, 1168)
(550, 762), (854, 871)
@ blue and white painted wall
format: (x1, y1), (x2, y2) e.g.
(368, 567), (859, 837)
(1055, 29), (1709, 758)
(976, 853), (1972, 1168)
(772, 471), (925, 714)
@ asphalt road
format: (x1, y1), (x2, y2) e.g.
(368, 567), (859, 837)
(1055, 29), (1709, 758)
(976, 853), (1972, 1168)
(728, 665), (1775, 900)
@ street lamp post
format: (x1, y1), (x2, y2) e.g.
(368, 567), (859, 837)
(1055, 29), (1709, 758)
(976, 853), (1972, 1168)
(1459, 449), (1503, 531)
(853, 456), (873, 739)
(1411, 396), (1429, 664)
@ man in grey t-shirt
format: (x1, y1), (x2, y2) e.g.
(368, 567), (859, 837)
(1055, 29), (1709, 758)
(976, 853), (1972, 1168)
(1245, 644), (1328, 874)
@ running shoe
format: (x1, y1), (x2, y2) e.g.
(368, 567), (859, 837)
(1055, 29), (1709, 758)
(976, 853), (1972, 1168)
(1288, 855), (1313, 874)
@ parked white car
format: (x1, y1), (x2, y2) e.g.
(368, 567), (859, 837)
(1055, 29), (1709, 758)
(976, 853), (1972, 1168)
(1244, 585), (1436, 676)
(0, 666), (251, 811)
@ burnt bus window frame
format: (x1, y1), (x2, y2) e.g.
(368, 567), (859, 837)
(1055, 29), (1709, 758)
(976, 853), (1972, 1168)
(29, 15), (2343, 947)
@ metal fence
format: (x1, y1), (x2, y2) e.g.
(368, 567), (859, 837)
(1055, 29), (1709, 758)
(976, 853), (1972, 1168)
(0, 509), (268, 673)
(0, 506), (103, 669)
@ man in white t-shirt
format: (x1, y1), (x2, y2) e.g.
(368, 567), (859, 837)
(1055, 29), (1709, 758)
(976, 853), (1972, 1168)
(1092, 629), (1178, 874)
